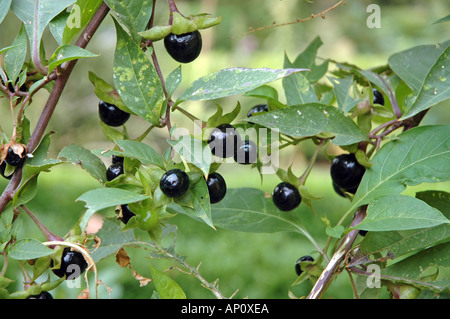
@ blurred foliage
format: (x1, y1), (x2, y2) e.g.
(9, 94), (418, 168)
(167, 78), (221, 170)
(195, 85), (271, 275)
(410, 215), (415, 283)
(0, 0), (449, 299)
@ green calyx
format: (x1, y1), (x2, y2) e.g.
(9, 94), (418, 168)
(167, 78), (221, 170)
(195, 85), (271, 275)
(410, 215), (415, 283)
(139, 12), (222, 41)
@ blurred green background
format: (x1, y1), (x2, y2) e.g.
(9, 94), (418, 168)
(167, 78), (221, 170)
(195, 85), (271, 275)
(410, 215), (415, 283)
(0, 0), (449, 299)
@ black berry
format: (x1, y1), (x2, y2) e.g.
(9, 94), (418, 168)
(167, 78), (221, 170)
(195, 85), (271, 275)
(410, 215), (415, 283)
(118, 204), (135, 224)
(295, 255), (314, 276)
(206, 172), (227, 204)
(372, 88), (384, 106)
(5, 147), (26, 167)
(0, 161), (12, 180)
(234, 140), (257, 165)
(164, 31), (202, 63)
(208, 124), (241, 158)
(247, 104), (268, 120)
(112, 155), (124, 165)
(330, 153), (365, 195)
(26, 291), (54, 299)
(272, 182), (302, 211)
(51, 247), (88, 280)
(106, 163), (124, 181)
(160, 169), (190, 198)
(98, 101), (130, 127)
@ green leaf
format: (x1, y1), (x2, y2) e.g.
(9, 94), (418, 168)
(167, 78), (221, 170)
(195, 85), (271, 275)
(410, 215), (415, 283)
(289, 36), (329, 83)
(104, 0), (153, 43)
(148, 263), (186, 299)
(4, 24), (28, 83)
(115, 140), (164, 169)
(381, 242), (450, 293)
(8, 239), (54, 260)
(167, 177), (214, 229)
(165, 66), (182, 97)
(283, 53), (318, 105)
(76, 188), (149, 231)
(47, 44), (98, 74)
(58, 144), (107, 183)
(243, 85), (285, 109)
(352, 125), (450, 207)
(211, 187), (302, 233)
(354, 191), (450, 264)
(328, 76), (361, 114)
(402, 45), (450, 120)
(355, 195), (449, 231)
(168, 135), (211, 176)
(11, 0), (76, 61)
(62, 0), (103, 45)
(49, 11), (70, 46)
(177, 67), (307, 103)
(433, 14), (450, 25)
(113, 19), (164, 126)
(388, 40), (449, 92)
(245, 103), (369, 146)
(0, 0), (12, 24)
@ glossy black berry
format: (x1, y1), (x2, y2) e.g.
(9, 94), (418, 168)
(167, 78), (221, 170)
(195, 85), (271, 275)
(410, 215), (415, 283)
(26, 291), (54, 299)
(372, 88), (384, 106)
(160, 169), (190, 198)
(119, 204), (135, 224)
(164, 31), (202, 63)
(272, 182), (301, 212)
(247, 104), (268, 119)
(112, 155), (124, 165)
(98, 101), (130, 127)
(52, 247), (88, 280)
(206, 172), (227, 204)
(330, 153), (365, 194)
(5, 147), (26, 167)
(208, 124), (241, 158)
(0, 161), (12, 180)
(234, 140), (257, 165)
(106, 163), (123, 181)
(295, 255), (314, 276)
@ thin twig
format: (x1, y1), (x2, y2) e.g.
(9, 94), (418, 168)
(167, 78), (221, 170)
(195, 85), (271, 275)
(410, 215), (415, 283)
(238, 0), (345, 37)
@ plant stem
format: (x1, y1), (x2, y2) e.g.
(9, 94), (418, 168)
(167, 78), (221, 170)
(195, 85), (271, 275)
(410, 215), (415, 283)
(20, 205), (64, 243)
(306, 205), (367, 299)
(298, 138), (328, 185)
(0, 3), (110, 216)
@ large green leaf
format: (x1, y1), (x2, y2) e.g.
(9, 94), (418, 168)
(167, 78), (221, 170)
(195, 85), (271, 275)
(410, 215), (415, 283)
(388, 41), (449, 92)
(113, 19), (164, 126)
(177, 67), (307, 103)
(211, 187), (302, 233)
(353, 190), (450, 264)
(76, 187), (149, 231)
(0, 0), (11, 24)
(62, 0), (103, 45)
(104, 0), (153, 43)
(4, 24), (28, 83)
(58, 144), (106, 183)
(381, 242), (450, 293)
(355, 194), (449, 231)
(352, 125), (450, 207)
(245, 103), (369, 146)
(8, 239), (54, 260)
(115, 140), (164, 169)
(402, 45), (450, 120)
(11, 0), (76, 59)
